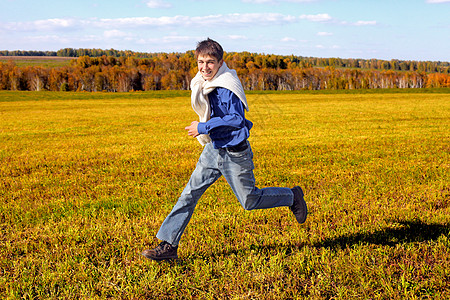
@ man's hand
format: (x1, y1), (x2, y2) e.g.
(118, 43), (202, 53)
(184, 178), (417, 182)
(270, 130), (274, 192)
(185, 121), (200, 138)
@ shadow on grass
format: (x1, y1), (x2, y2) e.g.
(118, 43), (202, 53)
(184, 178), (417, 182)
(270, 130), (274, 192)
(312, 220), (450, 250)
(180, 220), (450, 261)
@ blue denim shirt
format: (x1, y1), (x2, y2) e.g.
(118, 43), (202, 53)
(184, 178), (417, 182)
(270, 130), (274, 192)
(197, 87), (253, 149)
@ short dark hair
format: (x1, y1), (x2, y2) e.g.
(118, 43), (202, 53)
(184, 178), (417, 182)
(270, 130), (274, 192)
(195, 38), (224, 61)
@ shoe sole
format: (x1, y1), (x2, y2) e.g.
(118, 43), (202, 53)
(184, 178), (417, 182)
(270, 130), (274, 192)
(141, 251), (178, 261)
(292, 186), (307, 224)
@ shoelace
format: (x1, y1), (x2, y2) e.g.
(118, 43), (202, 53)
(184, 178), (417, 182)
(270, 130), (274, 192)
(155, 242), (172, 255)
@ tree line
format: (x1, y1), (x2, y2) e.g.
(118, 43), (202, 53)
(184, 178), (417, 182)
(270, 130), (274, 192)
(2, 48), (449, 73)
(0, 51), (449, 92)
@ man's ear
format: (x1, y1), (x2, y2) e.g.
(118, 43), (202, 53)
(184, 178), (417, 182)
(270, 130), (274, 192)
(219, 59), (224, 67)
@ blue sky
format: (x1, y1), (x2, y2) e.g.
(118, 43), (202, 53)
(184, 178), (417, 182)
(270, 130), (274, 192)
(1, 0), (449, 61)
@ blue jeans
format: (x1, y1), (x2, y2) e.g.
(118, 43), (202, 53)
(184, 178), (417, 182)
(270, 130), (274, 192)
(156, 141), (294, 246)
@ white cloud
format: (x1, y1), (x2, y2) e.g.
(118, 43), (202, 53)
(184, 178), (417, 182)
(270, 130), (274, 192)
(134, 35), (197, 51)
(161, 35), (192, 42)
(98, 13), (297, 28)
(317, 31), (333, 36)
(104, 30), (130, 38)
(2, 18), (81, 31)
(146, 0), (172, 9)
(98, 16), (190, 27)
(224, 13), (297, 25)
(11, 34), (98, 48)
(1, 13), (330, 33)
(27, 35), (72, 43)
(299, 14), (332, 22)
(426, 0), (450, 3)
(281, 37), (296, 42)
(34, 18), (75, 29)
(354, 20), (377, 26)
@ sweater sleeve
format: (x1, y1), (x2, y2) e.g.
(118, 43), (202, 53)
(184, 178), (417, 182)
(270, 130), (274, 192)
(197, 88), (245, 135)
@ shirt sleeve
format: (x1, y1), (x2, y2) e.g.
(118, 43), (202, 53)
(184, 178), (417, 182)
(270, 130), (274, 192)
(197, 88), (246, 135)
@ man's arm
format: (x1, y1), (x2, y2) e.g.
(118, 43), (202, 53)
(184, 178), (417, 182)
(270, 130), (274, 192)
(197, 89), (245, 135)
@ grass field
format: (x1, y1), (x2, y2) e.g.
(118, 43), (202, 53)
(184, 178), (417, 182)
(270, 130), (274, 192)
(0, 90), (449, 299)
(0, 56), (73, 67)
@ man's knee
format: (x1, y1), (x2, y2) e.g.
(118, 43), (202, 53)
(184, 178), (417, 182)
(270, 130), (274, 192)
(240, 193), (259, 210)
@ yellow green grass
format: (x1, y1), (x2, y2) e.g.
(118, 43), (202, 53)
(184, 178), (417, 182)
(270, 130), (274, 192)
(0, 90), (449, 299)
(0, 56), (73, 68)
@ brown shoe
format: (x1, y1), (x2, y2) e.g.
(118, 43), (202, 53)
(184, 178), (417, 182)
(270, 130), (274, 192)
(290, 186), (307, 224)
(142, 241), (178, 261)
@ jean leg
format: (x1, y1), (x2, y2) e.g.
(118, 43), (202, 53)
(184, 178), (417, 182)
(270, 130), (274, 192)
(156, 145), (221, 246)
(221, 143), (294, 210)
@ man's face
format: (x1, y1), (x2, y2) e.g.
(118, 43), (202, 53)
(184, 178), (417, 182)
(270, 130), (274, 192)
(197, 54), (223, 81)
